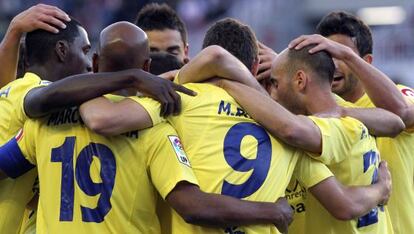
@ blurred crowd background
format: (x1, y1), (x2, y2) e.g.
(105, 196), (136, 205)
(0, 0), (413, 86)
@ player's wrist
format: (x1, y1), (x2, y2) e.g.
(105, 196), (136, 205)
(5, 22), (24, 41)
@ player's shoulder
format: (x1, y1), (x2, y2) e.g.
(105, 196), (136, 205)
(0, 72), (47, 95)
(183, 82), (227, 95)
(141, 122), (177, 139)
(310, 115), (367, 139)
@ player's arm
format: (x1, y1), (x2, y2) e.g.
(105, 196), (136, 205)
(166, 182), (292, 233)
(24, 68), (195, 118)
(0, 135), (35, 180)
(309, 161), (391, 220)
(0, 4), (69, 86)
(178, 45), (264, 92)
(342, 107), (404, 137)
(220, 80), (322, 153)
(290, 34), (414, 128)
(79, 97), (153, 136)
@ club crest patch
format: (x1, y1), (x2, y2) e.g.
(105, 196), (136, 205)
(168, 135), (191, 167)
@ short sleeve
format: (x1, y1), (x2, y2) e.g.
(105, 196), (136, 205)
(145, 123), (199, 199)
(127, 96), (165, 126)
(0, 121), (37, 178)
(294, 155), (334, 189)
(20, 76), (50, 118)
(307, 116), (363, 165)
(16, 121), (37, 164)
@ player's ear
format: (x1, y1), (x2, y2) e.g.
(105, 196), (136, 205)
(55, 40), (69, 62)
(143, 58), (151, 72)
(295, 70), (307, 92)
(92, 53), (99, 73)
(362, 54), (373, 64)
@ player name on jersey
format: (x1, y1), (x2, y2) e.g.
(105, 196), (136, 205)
(218, 100), (250, 118)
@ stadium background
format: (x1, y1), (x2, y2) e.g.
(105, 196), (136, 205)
(0, 0), (413, 86)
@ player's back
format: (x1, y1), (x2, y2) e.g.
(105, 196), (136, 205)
(303, 116), (392, 234)
(337, 86), (414, 233)
(19, 107), (183, 234)
(168, 83), (301, 234)
(0, 72), (46, 233)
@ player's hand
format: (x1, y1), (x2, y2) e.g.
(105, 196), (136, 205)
(273, 197), (293, 233)
(10, 4), (70, 35)
(159, 69), (179, 81)
(377, 161), (392, 206)
(133, 70), (197, 117)
(256, 41), (277, 81)
(288, 34), (354, 61)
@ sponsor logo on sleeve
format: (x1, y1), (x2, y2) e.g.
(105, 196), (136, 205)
(168, 135), (191, 167)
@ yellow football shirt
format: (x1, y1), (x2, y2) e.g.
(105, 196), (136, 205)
(287, 154), (336, 234)
(338, 84), (414, 234)
(0, 72), (48, 233)
(130, 83), (310, 234)
(302, 116), (392, 234)
(285, 178), (306, 234)
(0, 105), (198, 234)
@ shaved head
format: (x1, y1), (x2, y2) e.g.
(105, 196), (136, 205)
(97, 21), (150, 72)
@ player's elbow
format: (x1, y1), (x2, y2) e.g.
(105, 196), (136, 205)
(204, 45), (228, 64)
(81, 111), (116, 136)
(399, 108), (414, 129)
(275, 125), (303, 147)
(180, 209), (211, 225)
(371, 115), (405, 138)
(388, 116), (405, 137)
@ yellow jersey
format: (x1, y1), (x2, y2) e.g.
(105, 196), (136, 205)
(0, 104), (198, 234)
(302, 116), (392, 234)
(337, 84), (414, 234)
(129, 83), (333, 234)
(0, 72), (48, 233)
(285, 179), (306, 234)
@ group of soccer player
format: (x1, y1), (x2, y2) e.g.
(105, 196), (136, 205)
(0, 2), (412, 234)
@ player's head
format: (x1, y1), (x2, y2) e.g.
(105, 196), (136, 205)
(316, 11), (373, 98)
(16, 38), (27, 78)
(94, 21), (150, 73)
(149, 52), (184, 75)
(269, 45), (335, 114)
(202, 18), (259, 76)
(25, 18), (91, 81)
(135, 3), (189, 64)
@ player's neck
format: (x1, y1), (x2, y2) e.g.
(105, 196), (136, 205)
(306, 90), (341, 117)
(26, 64), (60, 82)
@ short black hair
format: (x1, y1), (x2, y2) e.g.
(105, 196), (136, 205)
(135, 3), (187, 45)
(150, 52), (184, 75)
(316, 11), (373, 57)
(202, 18), (258, 70)
(25, 18), (83, 66)
(287, 44), (335, 83)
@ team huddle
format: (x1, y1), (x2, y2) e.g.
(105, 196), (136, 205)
(0, 2), (412, 234)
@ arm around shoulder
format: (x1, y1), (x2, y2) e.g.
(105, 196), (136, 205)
(80, 97), (153, 136)
(166, 182), (292, 233)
